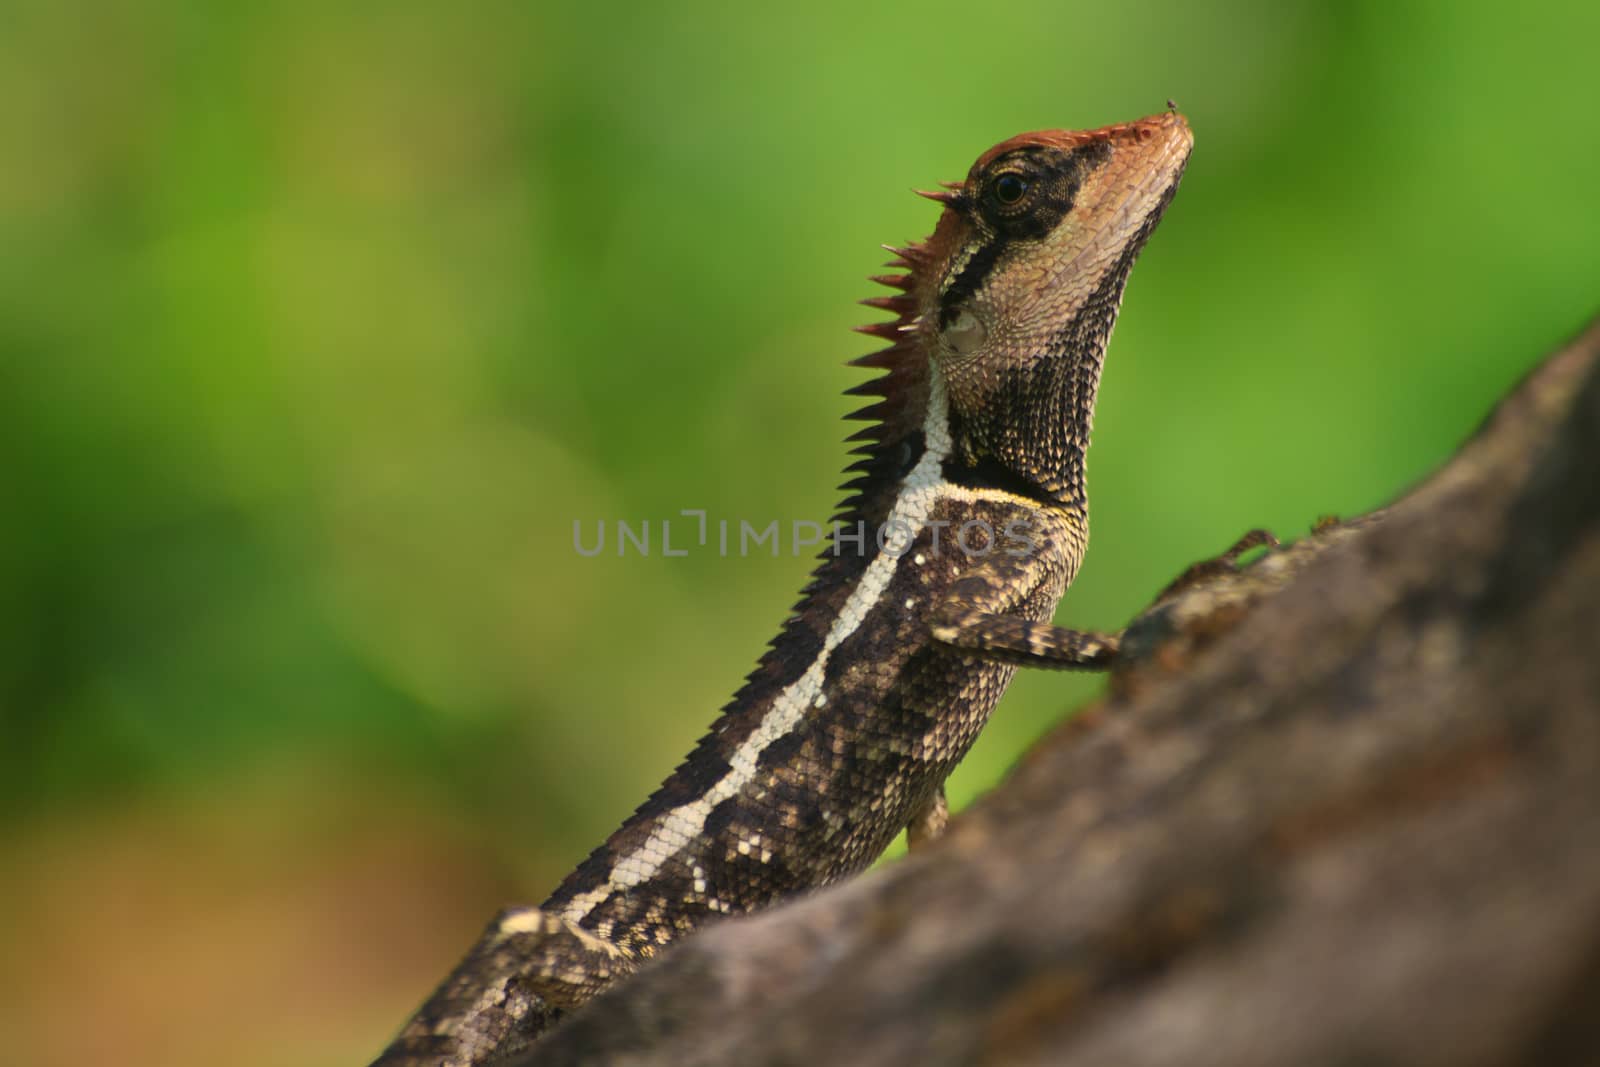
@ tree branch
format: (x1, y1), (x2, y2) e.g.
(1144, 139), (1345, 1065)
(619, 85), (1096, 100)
(508, 315), (1600, 1067)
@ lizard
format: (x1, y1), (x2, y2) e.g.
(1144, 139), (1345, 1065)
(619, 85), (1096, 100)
(371, 108), (1195, 1066)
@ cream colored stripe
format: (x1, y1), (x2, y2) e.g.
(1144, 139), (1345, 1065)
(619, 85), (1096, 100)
(562, 368), (955, 923)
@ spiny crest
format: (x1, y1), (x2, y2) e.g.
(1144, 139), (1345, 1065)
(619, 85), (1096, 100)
(843, 240), (932, 413)
(827, 193), (960, 522)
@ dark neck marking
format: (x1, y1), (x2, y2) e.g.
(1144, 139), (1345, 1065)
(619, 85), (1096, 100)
(939, 452), (1061, 508)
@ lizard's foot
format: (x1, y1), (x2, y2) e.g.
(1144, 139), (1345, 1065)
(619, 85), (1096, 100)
(1155, 528), (1278, 601)
(370, 907), (636, 1066)
(489, 906), (638, 1010)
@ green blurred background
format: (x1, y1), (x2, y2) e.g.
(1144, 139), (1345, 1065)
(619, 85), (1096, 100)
(1, 1), (1595, 1063)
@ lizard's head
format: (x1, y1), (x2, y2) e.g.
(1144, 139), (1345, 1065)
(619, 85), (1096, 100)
(912, 111), (1193, 501)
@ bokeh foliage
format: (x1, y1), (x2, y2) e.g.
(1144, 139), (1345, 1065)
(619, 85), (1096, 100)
(0, 1), (1595, 1064)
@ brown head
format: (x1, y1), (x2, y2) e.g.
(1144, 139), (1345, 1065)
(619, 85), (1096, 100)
(852, 111), (1192, 509)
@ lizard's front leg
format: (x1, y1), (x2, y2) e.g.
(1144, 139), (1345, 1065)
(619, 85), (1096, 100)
(930, 526), (1281, 670)
(929, 521), (1120, 671)
(904, 515), (1107, 850)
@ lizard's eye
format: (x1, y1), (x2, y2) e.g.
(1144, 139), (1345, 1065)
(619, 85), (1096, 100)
(993, 173), (1028, 205)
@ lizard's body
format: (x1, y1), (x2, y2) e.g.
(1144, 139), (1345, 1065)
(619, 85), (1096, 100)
(374, 110), (1193, 1066)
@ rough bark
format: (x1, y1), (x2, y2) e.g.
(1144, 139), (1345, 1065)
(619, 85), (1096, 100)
(507, 315), (1600, 1067)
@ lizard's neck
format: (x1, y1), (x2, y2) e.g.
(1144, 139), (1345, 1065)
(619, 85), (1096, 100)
(943, 236), (1149, 509)
(925, 146), (1174, 512)
(946, 338), (1105, 509)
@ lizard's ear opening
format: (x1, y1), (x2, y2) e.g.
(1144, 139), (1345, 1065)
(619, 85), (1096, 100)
(941, 307), (987, 359)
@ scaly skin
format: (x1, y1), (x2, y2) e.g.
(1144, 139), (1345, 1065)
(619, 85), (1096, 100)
(372, 110), (1194, 1066)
